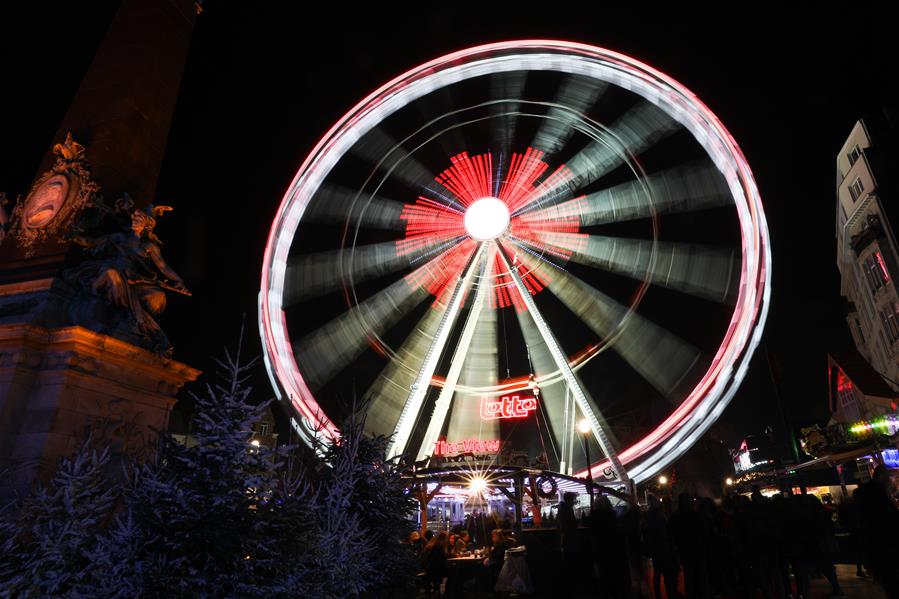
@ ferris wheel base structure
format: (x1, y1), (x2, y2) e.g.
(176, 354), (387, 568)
(259, 40), (771, 485)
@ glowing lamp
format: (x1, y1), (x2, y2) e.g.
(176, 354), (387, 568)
(658, 475), (668, 485)
(469, 477), (487, 495)
(577, 419), (591, 434)
(250, 439), (261, 447)
(464, 197), (509, 241)
(725, 477), (733, 486)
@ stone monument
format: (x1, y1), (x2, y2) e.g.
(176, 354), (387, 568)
(0, 0), (200, 498)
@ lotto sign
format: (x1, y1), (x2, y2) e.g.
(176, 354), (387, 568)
(480, 394), (538, 420)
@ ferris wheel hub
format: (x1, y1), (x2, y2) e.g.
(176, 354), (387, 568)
(464, 197), (509, 241)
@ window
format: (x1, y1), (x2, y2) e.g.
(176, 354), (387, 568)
(840, 387), (856, 408)
(259, 423), (269, 436)
(837, 371), (856, 408)
(881, 306), (899, 345)
(849, 176), (865, 202)
(848, 144), (862, 166)
(863, 252), (890, 293)
(876, 251), (892, 282)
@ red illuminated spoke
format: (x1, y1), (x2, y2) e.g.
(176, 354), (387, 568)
(402, 147), (582, 310)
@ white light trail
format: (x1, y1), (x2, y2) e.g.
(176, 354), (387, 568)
(418, 246), (495, 460)
(387, 244), (485, 460)
(496, 242), (628, 482)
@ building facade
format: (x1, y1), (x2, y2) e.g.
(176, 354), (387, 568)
(836, 116), (899, 388)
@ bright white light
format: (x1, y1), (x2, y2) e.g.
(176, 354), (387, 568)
(577, 419), (591, 434)
(464, 197), (509, 241)
(469, 477), (487, 495)
(250, 439), (261, 447)
(658, 475), (668, 485)
(725, 477), (734, 486)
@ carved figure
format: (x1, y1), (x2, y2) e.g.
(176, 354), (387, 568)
(68, 198), (190, 354)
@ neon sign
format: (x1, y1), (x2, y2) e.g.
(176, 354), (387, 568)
(480, 394), (537, 420)
(434, 438), (501, 456)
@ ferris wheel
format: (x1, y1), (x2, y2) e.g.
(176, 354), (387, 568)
(259, 41), (770, 485)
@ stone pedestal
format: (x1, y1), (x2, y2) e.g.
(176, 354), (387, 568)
(0, 319), (199, 498)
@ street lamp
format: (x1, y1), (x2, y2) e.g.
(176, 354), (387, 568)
(725, 477), (734, 487)
(658, 475), (668, 486)
(577, 419), (594, 509)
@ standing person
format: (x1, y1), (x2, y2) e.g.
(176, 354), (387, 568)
(558, 492), (579, 594)
(804, 493), (845, 598)
(559, 492), (578, 554)
(408, 530), (425, 556)
(481, 528), (512, 591)
(422, 531), (450, 597)
(856, 466), (899, 596)
(670, 493), (710, 598)
(643, 495), (679, 599)
(587, 495), (631, 598)
(837, 497), (867, 578)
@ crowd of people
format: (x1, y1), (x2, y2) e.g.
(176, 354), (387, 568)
(402, 466), (899, 598)
(556, 465), (899, 598)
(406, 520), (520, 596)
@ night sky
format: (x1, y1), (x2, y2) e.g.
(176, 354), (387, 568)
(2, 5), (896, 452)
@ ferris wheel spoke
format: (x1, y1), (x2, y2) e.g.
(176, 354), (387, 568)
(292, 242), (475, 390)
(520, 252), (703, 397)
(293, 277), (432, 391)
(352, 126), (440, 191)
(284, 238), (464, 304)
(563, 101), (679, 192)
(387, 243), (486, 460)
(497, 241), (628, 482)
(305, 184), (407, 231)
(531, 75), (608, 156)
(515, 234), (738, 304)
(533, 162), (731, 225)
(514, 308), (618, 474)
(520, 102), (680, 213)
(447, 272), (500, 444)
(364, 301), (447, 438)
(489, 71), (528, 157)
(417, 246), (497, 460)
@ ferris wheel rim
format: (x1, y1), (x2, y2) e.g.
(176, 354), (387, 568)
(259, 39), (771, 482)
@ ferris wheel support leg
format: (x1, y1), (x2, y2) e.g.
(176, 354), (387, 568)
(495, 242), (629, 483)
(387, 244), (485, 461)
(417, 245), (494, 461)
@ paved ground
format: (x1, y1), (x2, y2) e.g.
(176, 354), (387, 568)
(805, 564), (887, 598)
(428, 563), (890, 597)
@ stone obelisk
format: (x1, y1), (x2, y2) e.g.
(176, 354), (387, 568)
(0, 0), (201, 499)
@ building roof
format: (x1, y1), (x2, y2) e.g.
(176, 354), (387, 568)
(828, 350), (899, 399)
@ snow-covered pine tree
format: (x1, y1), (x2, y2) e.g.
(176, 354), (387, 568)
(120, 328), (313, 597)
(0, 442), (118, 598)
(295, 408), (417, 598)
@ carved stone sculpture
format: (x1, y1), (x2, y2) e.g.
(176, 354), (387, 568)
(4, 133), (100, 256)
(67, 196), (191, 356)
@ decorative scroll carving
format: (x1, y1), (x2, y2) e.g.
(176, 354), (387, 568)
(5, 133), (100, 256)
